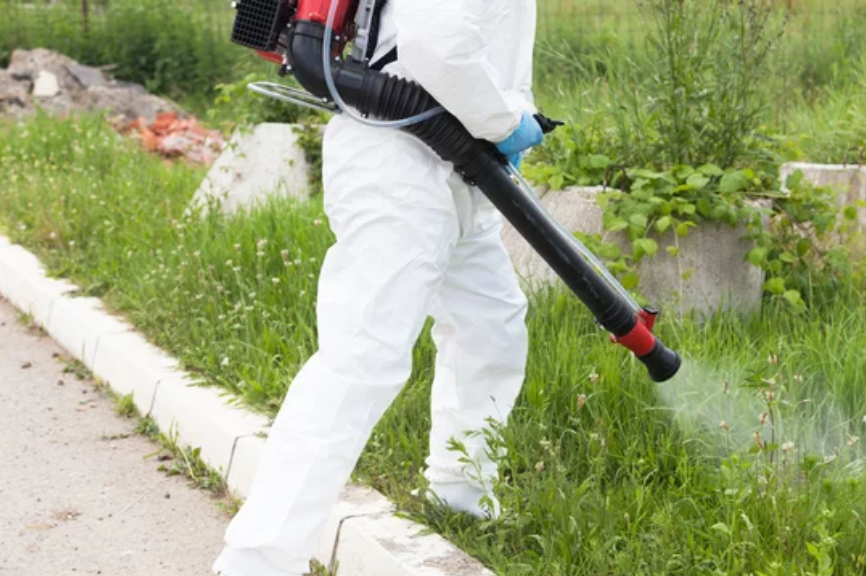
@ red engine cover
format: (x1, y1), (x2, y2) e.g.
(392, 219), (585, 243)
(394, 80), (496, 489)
(296, 0), (357, 29)
(256, 50), (284, 64)
(255, 0), (358, 65)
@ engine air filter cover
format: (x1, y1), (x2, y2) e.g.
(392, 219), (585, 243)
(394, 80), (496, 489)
(231, 0), (292, 52)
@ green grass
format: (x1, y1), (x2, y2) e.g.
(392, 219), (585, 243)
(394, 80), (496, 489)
(3, 112), (866, 575)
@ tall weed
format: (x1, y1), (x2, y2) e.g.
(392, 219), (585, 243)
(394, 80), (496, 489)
(634, 0), (785, 167)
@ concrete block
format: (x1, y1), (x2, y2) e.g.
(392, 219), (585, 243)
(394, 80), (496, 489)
(225, 437), (395, 567)
(0, 244), (77, 327)
(225, 433), (268, 499)
(501, 186), (763, 316)
(314, 484), (396, 567)
(633, 220), (764, 317)
(189, 123), (311, 215)
(90, 330), (179, 415)
(780, 162), (866, 231)
(335, 512), (494, 576)
(45, 296), (133, 367)
(151, 375), (269, 475)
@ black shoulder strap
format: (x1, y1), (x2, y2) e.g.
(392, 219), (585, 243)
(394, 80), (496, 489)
(370, 47), (398, 71)
(366, 0), (398, 70)
(365, 0), (389, 62)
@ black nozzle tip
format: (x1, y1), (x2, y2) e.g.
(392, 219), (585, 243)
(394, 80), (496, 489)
(638, 338), (682, 383)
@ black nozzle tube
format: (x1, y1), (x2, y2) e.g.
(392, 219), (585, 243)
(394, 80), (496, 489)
(288, 23), (682, 381)
(638, 339), (682, 383)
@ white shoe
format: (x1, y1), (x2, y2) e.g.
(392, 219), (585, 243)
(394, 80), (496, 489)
(426, 482), (501, 519)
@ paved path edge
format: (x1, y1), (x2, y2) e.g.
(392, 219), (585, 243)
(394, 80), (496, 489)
(0, 234), (494, 576)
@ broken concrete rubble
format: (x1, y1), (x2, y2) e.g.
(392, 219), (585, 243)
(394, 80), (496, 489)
(32, 70), (60, 97)
(0, 48), (183, 124)
(1, 48), (225, 165)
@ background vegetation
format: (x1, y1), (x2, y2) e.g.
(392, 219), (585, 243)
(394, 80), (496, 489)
(3, 0), (866, 161)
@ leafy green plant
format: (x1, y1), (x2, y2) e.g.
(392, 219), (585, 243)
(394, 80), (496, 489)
(744, 170), (860, 310)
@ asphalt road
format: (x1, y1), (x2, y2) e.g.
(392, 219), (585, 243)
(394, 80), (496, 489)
(0, 297), (231, 576)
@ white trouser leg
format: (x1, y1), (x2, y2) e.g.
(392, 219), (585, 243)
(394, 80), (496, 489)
(213, 116), (461, 576)
(424, 181), (529, 517)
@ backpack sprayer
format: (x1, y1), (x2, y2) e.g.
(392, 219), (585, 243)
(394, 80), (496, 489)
(228, 0), (682, 382)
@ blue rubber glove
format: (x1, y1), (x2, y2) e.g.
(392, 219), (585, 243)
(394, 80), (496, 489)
(495, 111), (543, 160)
(507, 152), (523, 170)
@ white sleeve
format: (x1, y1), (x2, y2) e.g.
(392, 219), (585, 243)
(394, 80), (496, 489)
(391, 0), (523, 143)
(514, 0), (537, 115)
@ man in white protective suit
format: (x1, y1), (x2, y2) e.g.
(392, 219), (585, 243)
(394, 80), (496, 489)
(213, 0), (542, 574)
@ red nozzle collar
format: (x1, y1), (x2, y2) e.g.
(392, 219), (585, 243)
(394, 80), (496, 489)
(610, 309), (658, 357)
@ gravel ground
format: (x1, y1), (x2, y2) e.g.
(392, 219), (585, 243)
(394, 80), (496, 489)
(0, 297), (231, 576)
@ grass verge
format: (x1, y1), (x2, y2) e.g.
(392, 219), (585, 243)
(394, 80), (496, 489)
(2, 113), (866, 575)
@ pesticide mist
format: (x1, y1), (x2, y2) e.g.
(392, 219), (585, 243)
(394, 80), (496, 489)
(656, 356), (864, 470)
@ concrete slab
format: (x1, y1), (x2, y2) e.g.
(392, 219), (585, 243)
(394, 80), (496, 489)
(91, 330), (181, 416)
(190, 123), (311, 215)
(335, 512), (495, 576)
(45, 296), (133, 368)
(314, 484), (396, 569)
(0, 244), (77, 328)
(150, 375), (270, 476)
(225, 433), (267, 499)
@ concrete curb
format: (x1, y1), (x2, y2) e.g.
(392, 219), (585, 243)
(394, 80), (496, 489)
(0, 235), (494, 576)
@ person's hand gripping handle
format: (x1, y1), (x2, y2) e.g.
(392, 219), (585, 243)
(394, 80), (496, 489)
(494, 112), (564, 170)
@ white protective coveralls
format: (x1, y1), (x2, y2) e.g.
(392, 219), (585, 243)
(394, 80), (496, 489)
(213, 1), (537, 575)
